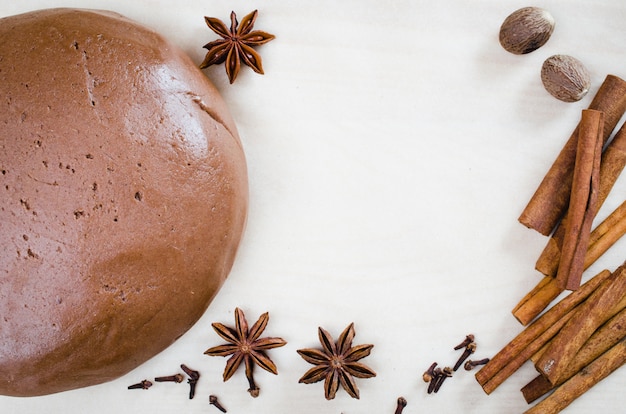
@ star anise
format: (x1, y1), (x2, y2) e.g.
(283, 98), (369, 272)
(200, 10), (275, 84)
(204, 307), (286, 397)
(297, 323), (376, 400)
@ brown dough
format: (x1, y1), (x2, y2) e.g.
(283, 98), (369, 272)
(0, 8), (248, 396)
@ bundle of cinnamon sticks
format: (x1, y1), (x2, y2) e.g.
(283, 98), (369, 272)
(475, 74), (626, 413)
(514, 74), (626, 323)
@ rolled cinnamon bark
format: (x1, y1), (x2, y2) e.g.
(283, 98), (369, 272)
(555, 109), (603, 291)
(519, 75), (626, 236)
(521, 307), (626, 403)
(523, 338), (626, 414)
(512, 276), (563, 326)
(475, 269), (612, 393)
(513, 198), (626, 324)
(535, 264), (626, 385)
(536, 120), (626, 278)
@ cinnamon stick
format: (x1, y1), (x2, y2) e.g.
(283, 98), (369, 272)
(535, 264), (626, 385)
(523, 337), (626, 414)
(479, 309), (575, 395)
(536, 120), (626, 278)
(555, 109), (604, 291)
(519, 74), (626, 236)
(513, 198), (626, 324)
(475, 269), (612, 393)
(521, 306), (626, 403)
(585, 199), (626, 267)
(530, 290), (626, 368)
(512, 276), (563, 326)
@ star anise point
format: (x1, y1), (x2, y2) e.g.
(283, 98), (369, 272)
(200, 10), (275, 83)
(205, 307), (286, 397)
(297, 322), (376, 400)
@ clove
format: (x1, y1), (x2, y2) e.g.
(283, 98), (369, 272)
(464, 358), (490, 371)
(181, 364), (200, 399)
(127, 379), (152, 390)
(209, 395), (227, 413)
(422, 362), (438, 383)
(433, 367), (453, 393)
(427, 367), (442, 394)
(394, 396), (407, 414)
(453, 334), (475, 350)
(453, 342), (476, 371)
(154, 373), (185, 383)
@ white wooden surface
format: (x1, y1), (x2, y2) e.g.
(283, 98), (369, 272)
(1, 1), (625, 412)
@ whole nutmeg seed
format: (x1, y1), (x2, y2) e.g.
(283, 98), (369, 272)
(499, 7), (555, 54)
(541, 55), (591, 102)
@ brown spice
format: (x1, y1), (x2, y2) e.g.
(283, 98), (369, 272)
(464, 358), (490, 371)
(453, 334), (475, 350)
(535, 264), (626, 385)
(180, 364), (200, 399)
(523, 338), (626, 414)
(475, 269), (612, 394)
(555, 109), (604, 290)
(209, 395), (228, 413)
(541, 55), (591, 102)
(297, 323), (376, 400)
(518, 75), (626, 236)
(536, 120), (626, 279)
(453, 342), (476, 371)
(204, 308), (287, 397)
(522, 307), (626, 403)
(499, 7), (555, 55)
(200, 10), (275, 84)
(154, 373), (184, 383)
(127, 379), (152, 390)
(512, 275), (563, 325)
(394, 396), (408, 414)
(422, 362), (438, 383)
(514, 194), (626, 325)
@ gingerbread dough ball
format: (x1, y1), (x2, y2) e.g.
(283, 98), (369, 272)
(0, 8), (248, 396)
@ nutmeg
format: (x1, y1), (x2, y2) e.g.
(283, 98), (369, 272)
(499, 7), (555, 55)
(541, 55), (591, 102)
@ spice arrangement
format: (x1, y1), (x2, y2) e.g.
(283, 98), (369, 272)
(474, 8), (626, 410)
(2, 2), (625, 413)
(499, 6), (591, 103)
(421, 334), (489, 394)
(124, 6), (626, 413)
(513, 74), (626, 323)
(127, 364), (200, 398)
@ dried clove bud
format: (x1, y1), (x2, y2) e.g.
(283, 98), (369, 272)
(432, 367), (453, 393)
(127, 379), (152, 390)
(464, 358), (490, 371)
(154, 373), (185, 383)
(422, 362), (438, 383)
(499, 7), (555, 54)
(427, 367), (443, 394)
(181, 364), (200, 399)
(453, 342), (477, 371)
(209, 394), (228, 412)
(453, 334), (475, 350)
(394, 396), (408, 414)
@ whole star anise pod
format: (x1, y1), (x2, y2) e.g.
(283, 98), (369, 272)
(204, 307), (286, 397)
(297, 323), (376, 400)
(200, 10), (275, 84)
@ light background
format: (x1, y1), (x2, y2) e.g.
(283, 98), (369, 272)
(1, 1), (626, 412)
